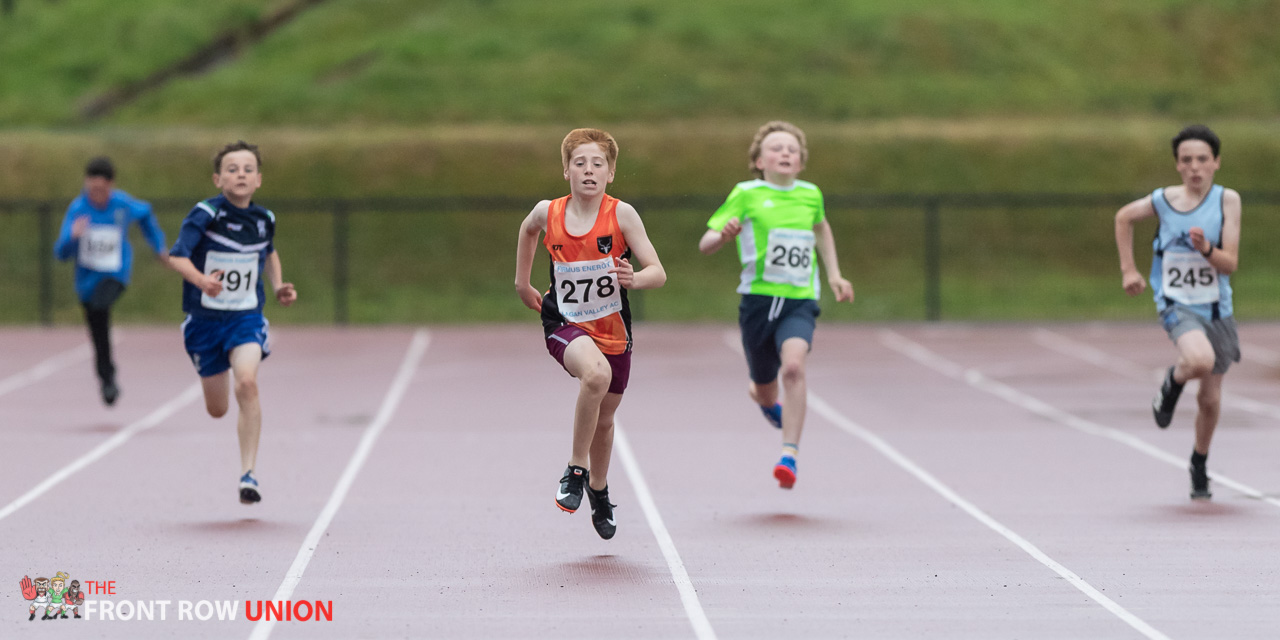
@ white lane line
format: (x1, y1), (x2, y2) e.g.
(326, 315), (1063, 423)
(1034, 329), (1280, 423)
(249, 330), (430, 640)
(0, 382), (201, 522)
(718, 330), (1168, 639)
(807, 393), (1172, 640)
(614, 423), (717, 640)
(0, 343), (93, 398)
(883, 329), (1280, 510)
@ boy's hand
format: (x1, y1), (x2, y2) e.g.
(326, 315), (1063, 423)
(1188, 227), (1209, 254)
(829, 276), (854, 302)
(720, 218), (742, 241)
(608, 257), (635, 288)
(1121, 269), (1146, 296)
(71, 216), (89, 239)
(200, 271), (225, 298)
(275, 283), (297, 307)
(516, 284), (543, 312)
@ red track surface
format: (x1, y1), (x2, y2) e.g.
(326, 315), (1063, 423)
(1, 323), (1278, 639)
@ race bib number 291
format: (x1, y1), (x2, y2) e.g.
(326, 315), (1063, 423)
(1162, 251), (1219, 306)
(553, 257), (621, 323)
(202, 251), (259, 311)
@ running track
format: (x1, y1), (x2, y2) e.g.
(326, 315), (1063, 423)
(1, 323), (1278, 639)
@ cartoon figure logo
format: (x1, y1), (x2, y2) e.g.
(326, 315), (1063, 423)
(20, 573), (79, 621)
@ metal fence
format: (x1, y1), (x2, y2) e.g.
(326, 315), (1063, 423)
(4, 192), (1277, 325)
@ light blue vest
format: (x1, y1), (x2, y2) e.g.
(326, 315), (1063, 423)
(1148, 184), (1231, 319)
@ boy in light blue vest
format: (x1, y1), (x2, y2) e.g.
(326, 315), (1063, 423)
(1114, 125), (1242, 500)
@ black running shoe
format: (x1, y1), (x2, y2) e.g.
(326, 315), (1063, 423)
(239, 470), (262, 505)
(1152, 366), (1184, 428)
(555, 465), (588, 513)
(586, 485), (617, 540)
(1189, 461), (1212, 500)
(101, 379), (119, 407)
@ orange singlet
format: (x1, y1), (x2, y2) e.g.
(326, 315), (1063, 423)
(541, 194), (632, 355)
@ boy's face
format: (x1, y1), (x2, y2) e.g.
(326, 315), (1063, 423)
(563, 143), (614, 197)
(84, 176), (113, 209)
(213, 150), (263, 202)
(1175, 139), (1219, 189)
(755, 131), (804, 180)
(52, 578), (64, 591)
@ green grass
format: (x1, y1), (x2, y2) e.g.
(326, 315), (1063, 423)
(4, 1), (1280, 126)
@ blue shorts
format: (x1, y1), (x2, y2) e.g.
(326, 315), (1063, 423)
(181, 313), (271, 377)
(738, 294), (820, 384)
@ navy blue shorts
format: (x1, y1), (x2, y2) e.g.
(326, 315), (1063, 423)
(182, 313), (271, 377)
(738, 294), (820, 384)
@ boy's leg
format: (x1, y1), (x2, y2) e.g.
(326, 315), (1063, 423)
(1173, 330), (1216, 384)
(1193, 373), (1224, 456)
(228, 343), (264, 475)
(561, 336), (612, 468)
(201, 372), (231, 418)
(588, 392), (623, 491)
(777, 337), (810, 447)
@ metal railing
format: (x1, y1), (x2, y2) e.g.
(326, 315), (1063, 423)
(5, 192), (1277, 325)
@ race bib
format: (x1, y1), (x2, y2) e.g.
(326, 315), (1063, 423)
(762, 228), (815, 287)
(553, 256), (621, 323)
(202, 250), (259, 311)
(1162, 251), (1219, 305)
(79, 224), (122, 272)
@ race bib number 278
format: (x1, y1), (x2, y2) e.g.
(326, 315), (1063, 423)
(553, 257), (621, 323)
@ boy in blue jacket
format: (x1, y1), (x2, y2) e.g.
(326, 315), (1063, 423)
(54, 157), (168, 406)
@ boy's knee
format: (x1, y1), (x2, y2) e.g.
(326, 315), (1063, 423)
(206, 403), (229, 418)
(1183, 358), (1214, 380)
(234, 377), (259, 401)
(780, 360), (806, 385)
(579, 362), (612, 396)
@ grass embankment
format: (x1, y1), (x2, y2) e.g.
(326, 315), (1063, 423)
(4, 1), (1280, 126)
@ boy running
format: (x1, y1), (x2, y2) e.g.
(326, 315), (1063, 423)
(167, 141), (297, 504)
(514, 129), (666, 539)
(1114, 124), (1241, 500)
(700, 121), (854, 489)
(54, 157), (168, 405)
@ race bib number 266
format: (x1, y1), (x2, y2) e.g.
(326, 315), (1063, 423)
(762, 228), (815, 287)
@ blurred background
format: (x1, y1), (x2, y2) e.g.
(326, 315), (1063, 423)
(2, 0), (1278, 326)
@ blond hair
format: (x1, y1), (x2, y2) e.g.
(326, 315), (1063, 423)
(561, 129), (618, 170)
(748, 121), (808, 178)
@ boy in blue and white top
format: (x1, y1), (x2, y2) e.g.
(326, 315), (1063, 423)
(168, 141), (297, 505)
(54, 157), (168, 406)
(1115, 124), (1241, 500)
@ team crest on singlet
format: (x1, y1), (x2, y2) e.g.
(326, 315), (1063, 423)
(597, 236), (612, 254)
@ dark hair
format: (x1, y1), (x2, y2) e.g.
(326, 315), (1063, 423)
(84, 156), (115, 180)
(1171, 125), (1220, 159)
(213, 140), (262, 172)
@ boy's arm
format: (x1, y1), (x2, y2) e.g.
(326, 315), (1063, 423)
(514, 201), (550, 311)
(613, 202), (666, 290)
(814, 219), (854, 302)
(53, 205), (82, 261)
(168, 256), (223, 298)
(1114, 196), (1155, 296)
(699, 220), (741, 255)
(264, 251), (297, 306)
(133, 201), (169, 261)
(1189, 189), (1241, 275)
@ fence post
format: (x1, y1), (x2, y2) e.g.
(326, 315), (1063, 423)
(924, 199), (941, 321)
(38, 204), (54, 326)
(333, 203), (349, 325)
